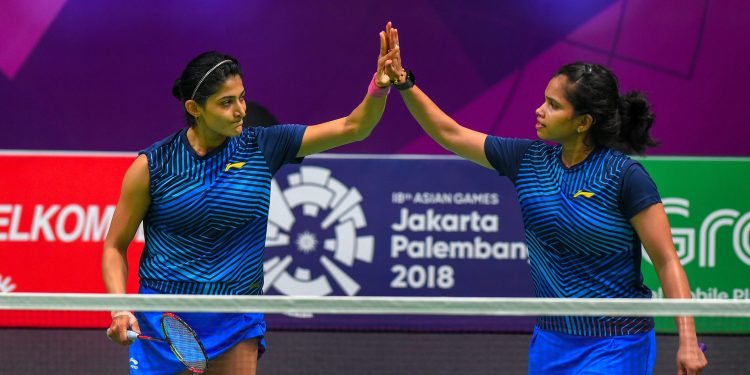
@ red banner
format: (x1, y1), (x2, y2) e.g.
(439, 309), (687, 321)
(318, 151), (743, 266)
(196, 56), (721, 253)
(0, 151), (144, 327)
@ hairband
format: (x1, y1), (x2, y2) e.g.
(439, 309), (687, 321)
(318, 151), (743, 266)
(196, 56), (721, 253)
(190, 59), (232, 100)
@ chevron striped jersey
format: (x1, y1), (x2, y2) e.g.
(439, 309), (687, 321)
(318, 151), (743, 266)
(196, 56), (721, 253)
(137, 125), (306, 295)
(485, 136), (661, 336)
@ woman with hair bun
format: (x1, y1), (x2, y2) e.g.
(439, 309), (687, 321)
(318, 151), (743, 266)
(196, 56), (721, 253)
(103, 27), (398, 375)
(382, 22), (707, 375)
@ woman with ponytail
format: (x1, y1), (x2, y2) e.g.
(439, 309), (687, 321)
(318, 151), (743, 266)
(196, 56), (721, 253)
(103, 25), (398, 375)
(382, 22), (707, 375)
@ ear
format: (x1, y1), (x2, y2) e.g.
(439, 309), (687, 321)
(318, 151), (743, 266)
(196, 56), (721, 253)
(576, 114), (594, 133)
(185, 100), (202, 118)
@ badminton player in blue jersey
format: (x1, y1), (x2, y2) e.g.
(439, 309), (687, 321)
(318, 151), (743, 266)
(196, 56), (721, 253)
(380, 23), (707, 375)
(102, 31), (398, 374)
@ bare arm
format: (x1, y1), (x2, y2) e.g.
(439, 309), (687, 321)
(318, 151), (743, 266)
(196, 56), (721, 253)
(102, 154), (150, 344)
(297, 31), (396, 157)
(399, 86), (491, 168)
(296, 94), (387, 157)
(383, 23), (491, 169)
(631, 203), (707, 374)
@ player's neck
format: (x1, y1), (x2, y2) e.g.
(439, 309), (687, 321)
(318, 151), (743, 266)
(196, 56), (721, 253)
(560, 139), (594, 168)
(187, 126), (227, 157)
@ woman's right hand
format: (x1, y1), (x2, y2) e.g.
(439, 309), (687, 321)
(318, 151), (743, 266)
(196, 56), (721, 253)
(383, 22), (404, 84)
(106, 311), (140, 345)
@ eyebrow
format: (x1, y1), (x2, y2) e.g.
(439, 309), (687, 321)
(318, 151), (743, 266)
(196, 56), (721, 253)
(545, 95), (560, 105)
(217, 90), (246, 101)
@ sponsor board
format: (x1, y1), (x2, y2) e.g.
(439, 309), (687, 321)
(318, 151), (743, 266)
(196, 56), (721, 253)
(1, 152), (747, 333)
(639, 157), (750, 333)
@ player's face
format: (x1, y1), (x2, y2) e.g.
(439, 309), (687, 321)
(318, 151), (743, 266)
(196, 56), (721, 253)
(199, 75), (246, 137)
(534, 75), (583, 142)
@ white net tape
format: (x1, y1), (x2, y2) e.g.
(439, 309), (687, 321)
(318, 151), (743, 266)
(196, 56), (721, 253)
(1, 293), (749, 317)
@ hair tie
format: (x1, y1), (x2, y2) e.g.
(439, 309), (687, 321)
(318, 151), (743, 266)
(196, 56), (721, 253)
(190, 60), (232, 101)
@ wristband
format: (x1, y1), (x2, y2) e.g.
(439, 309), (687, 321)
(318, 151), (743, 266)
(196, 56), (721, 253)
(367, 73), (391, 97)
(394, 70), (415, 91)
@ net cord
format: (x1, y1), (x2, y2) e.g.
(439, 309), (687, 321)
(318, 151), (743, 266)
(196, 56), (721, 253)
(1, 293), (749, 317)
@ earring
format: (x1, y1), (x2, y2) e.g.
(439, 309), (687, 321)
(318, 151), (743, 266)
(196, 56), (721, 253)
(576, 128), (582, 134)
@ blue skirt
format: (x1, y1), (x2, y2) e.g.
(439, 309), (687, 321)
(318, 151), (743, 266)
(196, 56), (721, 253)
(528, 327), (656, 374)
(128, 286), (266, 375)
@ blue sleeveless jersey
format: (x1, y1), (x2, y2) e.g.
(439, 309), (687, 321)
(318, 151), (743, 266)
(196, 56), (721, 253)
(138, 125), (305, 295)
(485, 137), (659, 336)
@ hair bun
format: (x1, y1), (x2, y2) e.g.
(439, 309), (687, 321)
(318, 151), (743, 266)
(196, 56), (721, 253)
(172, 78), (184, 101)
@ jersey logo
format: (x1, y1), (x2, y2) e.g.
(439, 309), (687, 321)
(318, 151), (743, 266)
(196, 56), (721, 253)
(225, 162), (246, 172)
(573, 190), (595, 199)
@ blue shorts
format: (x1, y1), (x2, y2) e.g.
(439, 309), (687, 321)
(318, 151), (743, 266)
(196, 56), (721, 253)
(528, 327), (656, 375)
(128, 286), (267, 375)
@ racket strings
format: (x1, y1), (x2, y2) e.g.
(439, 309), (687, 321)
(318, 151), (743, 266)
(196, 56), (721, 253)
(162, 315), (207, 371)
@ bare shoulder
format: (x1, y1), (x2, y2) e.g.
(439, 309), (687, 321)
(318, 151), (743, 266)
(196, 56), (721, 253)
(121, 154), (150, 195)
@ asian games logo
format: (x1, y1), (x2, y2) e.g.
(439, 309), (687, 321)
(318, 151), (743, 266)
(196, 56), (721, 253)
(264, 166), (374, 300)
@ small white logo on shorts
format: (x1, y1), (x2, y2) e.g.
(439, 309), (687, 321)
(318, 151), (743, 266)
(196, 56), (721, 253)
(129, 357), (139, 370)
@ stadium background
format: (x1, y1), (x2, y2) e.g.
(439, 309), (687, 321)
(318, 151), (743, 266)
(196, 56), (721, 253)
(1, 1), (748, 374)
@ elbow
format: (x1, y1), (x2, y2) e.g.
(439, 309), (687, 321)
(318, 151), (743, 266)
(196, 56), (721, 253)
(344, 119), (374, 143)
(353, 126), (373, 142)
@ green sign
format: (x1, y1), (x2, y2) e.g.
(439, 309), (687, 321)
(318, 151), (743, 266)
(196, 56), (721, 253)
(638, 157), (750, 333)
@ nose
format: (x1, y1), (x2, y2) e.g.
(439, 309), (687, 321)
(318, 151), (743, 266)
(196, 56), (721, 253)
(535, 104), (544, 118)
(235, 103), (246, 119)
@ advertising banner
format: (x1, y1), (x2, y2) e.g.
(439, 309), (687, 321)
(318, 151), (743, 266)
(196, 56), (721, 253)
(639, 157), (750, 333)
(1, 151), (747, 333)
(0, 151), (143, 327)
(262, 155), (533, 331)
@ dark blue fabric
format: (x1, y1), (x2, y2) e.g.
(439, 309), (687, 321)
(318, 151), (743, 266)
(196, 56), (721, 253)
(136, 125), (305, 295)
(619, 162), (662, 219)
(528, 327), (656, 374)
(128, 286), (266, 375)
(484, 138), (655, 336)
(254, 124), (307, 175)
(483, 136), (534, 182)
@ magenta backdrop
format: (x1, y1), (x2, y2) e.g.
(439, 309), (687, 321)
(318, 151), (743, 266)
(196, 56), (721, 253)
(0, 0), (747, 156)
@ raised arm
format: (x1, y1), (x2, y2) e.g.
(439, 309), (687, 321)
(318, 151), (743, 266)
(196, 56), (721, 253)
(296, 30), (397, 157)
(102, 154), (150, 344)
(631, 203), (708, 375)
(383, 23), (491, 169)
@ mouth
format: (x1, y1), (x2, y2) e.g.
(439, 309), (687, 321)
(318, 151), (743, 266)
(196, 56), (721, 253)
(535, 121), (545, 130)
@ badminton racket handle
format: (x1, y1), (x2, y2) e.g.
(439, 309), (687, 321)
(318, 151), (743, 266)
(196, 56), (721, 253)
(699, 342), (707, 353)
(127, 330), (166, 343)
(126, 330), (139, 341)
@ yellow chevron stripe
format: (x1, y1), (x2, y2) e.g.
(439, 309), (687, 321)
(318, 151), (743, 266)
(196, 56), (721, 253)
(224, 162), (246, 172)
(573, 190), (595, 199)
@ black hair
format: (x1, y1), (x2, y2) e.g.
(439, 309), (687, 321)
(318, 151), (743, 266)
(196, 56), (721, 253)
(172, 51), (243, 126)
(555, 62), (657, 154)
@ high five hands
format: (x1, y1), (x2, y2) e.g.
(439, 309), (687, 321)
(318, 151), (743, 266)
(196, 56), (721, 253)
(376, 22), (406, 87)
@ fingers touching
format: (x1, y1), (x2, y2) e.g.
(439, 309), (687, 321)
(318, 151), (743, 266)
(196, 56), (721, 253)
(380, 22), (403, 82)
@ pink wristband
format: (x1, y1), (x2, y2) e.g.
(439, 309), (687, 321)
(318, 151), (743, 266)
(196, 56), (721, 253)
(367, 73), (390, 97)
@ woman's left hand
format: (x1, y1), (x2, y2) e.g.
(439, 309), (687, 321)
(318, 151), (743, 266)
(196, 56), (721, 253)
(375, 22), (399, 88)
(383, 22), (404, 83)
(676, 341), (707, 375)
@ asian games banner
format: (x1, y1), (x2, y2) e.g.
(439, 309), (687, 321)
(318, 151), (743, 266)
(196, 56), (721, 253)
(261, 155), (533, 331)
